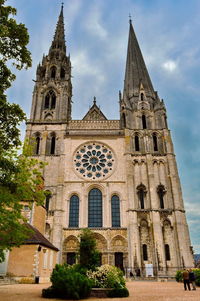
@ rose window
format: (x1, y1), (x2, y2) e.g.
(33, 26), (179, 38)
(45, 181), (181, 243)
(74, 142), (115, 180)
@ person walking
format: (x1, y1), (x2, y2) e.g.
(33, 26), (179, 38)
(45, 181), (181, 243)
(189, 269), (196, 290)
(182, 269), (191, 291)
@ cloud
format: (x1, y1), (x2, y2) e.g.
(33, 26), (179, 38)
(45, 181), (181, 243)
(162, 60), (177, 72)
(83, 3), (107, 39)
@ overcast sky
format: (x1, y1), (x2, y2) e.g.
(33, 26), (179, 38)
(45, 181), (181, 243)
(7, 0), (200, 254)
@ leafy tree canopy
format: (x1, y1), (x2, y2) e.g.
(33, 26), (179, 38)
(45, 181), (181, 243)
(0, 1), (46, 262)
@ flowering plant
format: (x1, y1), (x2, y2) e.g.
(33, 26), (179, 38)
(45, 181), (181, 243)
(87, 264), (125, 288)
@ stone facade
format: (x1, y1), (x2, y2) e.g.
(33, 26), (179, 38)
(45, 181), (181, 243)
(25, 6), (194, 276)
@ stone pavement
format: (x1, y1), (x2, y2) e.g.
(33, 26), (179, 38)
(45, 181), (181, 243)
(0, 281), (199, 301)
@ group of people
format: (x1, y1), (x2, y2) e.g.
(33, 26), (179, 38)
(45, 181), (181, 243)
(182, 268), (196, 291)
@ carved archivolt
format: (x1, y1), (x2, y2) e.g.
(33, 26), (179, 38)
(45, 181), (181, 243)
(63, 235), (79, 251)
(93, 233), (107, 251)
(110, 235), (127, 252)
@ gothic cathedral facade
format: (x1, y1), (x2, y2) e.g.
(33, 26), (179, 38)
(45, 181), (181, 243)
(26, 6), (194, 275)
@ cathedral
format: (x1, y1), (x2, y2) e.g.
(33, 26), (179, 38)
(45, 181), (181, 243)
(25, 6), (194, 276)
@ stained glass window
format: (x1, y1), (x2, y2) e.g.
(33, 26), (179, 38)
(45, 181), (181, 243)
(111, 195), (121, 227)
(88, 189), (102, 227)
(69, 195), (79, 228)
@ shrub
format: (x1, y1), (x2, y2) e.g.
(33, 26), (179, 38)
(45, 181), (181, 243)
(43, 264), (92, 299)
(175, 270), (183, 282)
(87, 264), (125, 289)
(42, 287), (57, 299)
(78, 229), (100, 271)
(175, 268), (200, 286)
(107, 287), (129, 298)
(194, 269), (200, 286)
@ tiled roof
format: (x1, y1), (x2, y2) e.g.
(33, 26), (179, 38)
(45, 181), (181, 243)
(24, 223), (59, 251)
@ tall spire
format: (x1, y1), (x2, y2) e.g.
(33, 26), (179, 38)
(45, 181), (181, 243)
(123, 20), (155, 101)
(49, 4), (66, 54)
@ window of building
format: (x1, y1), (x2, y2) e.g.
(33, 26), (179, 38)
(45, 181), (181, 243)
(44, 90), (56, 110)
(137, 184), (146, 209)
(165, 244), (170, 261)
(111, 195), (121, 227)
(44, 94), (50, 109)
(142, 115), (147, 129)
(153, 133), (158, 151)
(45, 193), (51, 213)
(50, 66), (56, 79)
(67, 252), (76, 265)
(50, 135), (56, 155)
(88, 188), (102, 227)
(60, 67), (65, 79)
(35, 136), (40, 155)
(142, 244), (148, 261)
(51, 94), (56, 109)
(122, 113), (126, 128)
(157, 185), (165, 209)
(69, 195), (79, 228)
(141, 93), (144, 101)
(135, 135), (140, 151)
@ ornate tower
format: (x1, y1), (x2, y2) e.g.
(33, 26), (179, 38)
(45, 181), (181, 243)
(121, 20), (194, 274)
(30, 5), (72, 123)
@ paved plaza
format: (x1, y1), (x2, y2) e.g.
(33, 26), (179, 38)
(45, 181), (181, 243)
(0, 281), (199, 301)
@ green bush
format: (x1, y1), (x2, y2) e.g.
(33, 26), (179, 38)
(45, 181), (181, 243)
(87, 264), (125, 288)
(107, 287), (129, 298)
(42, 287), (57, 299)
(175, 270), (183, 282)
(194, 269), (200, 286)
(43, 264), (92, 299)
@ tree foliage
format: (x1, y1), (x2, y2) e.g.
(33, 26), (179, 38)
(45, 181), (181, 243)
(78, 229), (100, 271)
(0, 142), (47, 262)
(0, 1), (46, 262)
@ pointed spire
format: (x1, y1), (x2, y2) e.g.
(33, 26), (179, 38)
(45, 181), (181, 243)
(49, 4), (66, 55)
(123, 20), (155, 101)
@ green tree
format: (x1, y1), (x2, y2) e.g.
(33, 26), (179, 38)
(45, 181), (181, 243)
(0, 0), (31, 151)
(78, 229), (100, 271)
(0, 141), (47, 262)
(0, 1), (46, 262)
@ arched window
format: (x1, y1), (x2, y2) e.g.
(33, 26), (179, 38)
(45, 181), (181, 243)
(142, 115), (147, 129)
(69, 195), (79, 228)
(141, 93), (144, 101)
(35, 136), (40, 155)
(45, 194), (51, 213)
(44, 94), (50, 109)
(60, 67), (65, 79)
(165, 244), (170, 261)
(50, 135), (56, 155)
(142, 244), (148, 261)
(135, 135), (140, 151)
(51, 93), (56, 109)
(157, 185), (165, 209)
(153, 133), (158, 151)
(111, 195), (121, 227)
(122, 113), (126, 128)
(44, 90), (56, 110)
(88, 188), (102, 227)
(137, 184), (146, 209)
(50, 66), (56, 79)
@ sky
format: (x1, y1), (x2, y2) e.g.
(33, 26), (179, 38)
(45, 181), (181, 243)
(6, 0), (200, 254)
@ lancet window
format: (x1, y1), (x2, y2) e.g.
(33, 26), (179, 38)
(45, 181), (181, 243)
(88, 188), (102, 227)
(111, 195), (121, 227)
(69, 195), (79, 228)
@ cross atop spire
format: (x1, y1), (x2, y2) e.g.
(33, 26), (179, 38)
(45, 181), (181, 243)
(49, 4), (66, 55)
(123, 20), (155, 102)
